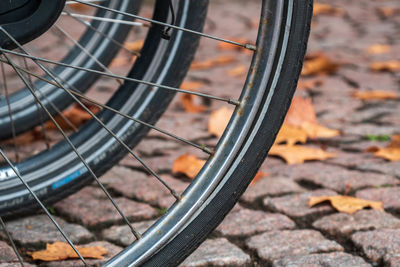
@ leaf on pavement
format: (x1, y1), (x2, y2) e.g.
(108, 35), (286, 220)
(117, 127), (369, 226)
(172, 154), (206, 178)
(250, 171), (269, 186)
(208, 107), (234, 138)
(313, 3), (343, 16)
(300, 122), (341, 139)
(46, 104), (99, 131)
(366, 44), (391, 55)
(370, 61), (400, 72)
(180, 82), (207, 113)
(297, 78), (324, 90)
(352, 90), (398, 101)
(368, 135), (400, 161)
(180, 81), (205, 91)
(125, 40), (144, 52)
(308, 195), (383, 214)
(285, 97), (317, 126)
(190, 55), (236, 70)
(377, 7), (400, 18)
(268, 145), (336, 164)
(275, 124), (308, 146)
(301, 52), (340, 76)
(31, 242), (107, 261)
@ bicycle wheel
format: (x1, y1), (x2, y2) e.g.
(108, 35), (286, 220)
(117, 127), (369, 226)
(0, 0), (313, 266)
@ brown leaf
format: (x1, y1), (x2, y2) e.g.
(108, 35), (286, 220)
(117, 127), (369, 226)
(190, 55), (236, 70)
(269, 144), (336, 164)
(308, 195), (383, 214)
(180, 95), (207, 113)
(68, 3), (89, 11)
(45, 105), (99, 131)
(275, 124), (308, 146)
(370, 61), (400, 72)
(377, 7), (400, 18)
(352, 90), (398, 101)
(285, 97), (317, 126)
(31, 242), (107, 261)
(313, 3), (344, 16)
(208, 107), (234, 138)
(301, 52), (340, 76)
(368, 135), (400, 161)
(250, 171), (269, 186)
(300, 122), (341, 139)
(366, 44), (391, 55)
(180, 81), (204, 91)
(172, 154), (206, 178)
(227, 65), (247, 77)
(125, 40), (144, 52)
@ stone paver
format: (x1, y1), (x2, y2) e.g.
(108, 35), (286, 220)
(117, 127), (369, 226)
(216, 209), (295, 237)
(102, 220), (156, 247)
(313, 210), (400, 237)
(54, 187), (157, 228)
(0, 215), (93, 249)
(384, 254), (400, 267)
(272, 252), (371, 267)
(180, 238), (251, 267)
(0, 241), (18, 263)
(356, 187), (400, 213)
(246, 230), (343, 262)
(351, 229), (400, 263)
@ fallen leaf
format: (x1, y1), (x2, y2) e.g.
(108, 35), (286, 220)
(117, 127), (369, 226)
(308, 195), (383, 214)
(191, 55), (236, 70)
(352, 90), (398, 100)
(366, 44), (391, 55)
(208, 107), (234, 138)
(31, 242), (107, 261)
(227, 65), (247, 77)
(275, 124), (308, 146)
(367, 135), (400, 161)
(313, 3), (343, 16)
(285, 97), (317, 126)
(180, 95), (206, 113)
(250, 171), (269, 186)
(297, 78), (324, 90)
(125, 40), (144, 52)
(370, 61), (400, 72)
(269, 144), (336, 164)
(377, 7), (400, 18)
(180, 81), (204, 91)
(300, 122), (341, 139)
(68, 3), (89, 11)
(301, 52), (340, 76)
(45, 104), (99, 131)
(172, 154), (206, 178)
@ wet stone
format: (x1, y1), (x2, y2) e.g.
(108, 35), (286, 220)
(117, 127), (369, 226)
(40, 241), (122, 267)
(216, 209), (295, 237)
(101, 166), (188, 208)
(102, 220), (156, 247)
(180, 238), (251, 267)
(246, 230), (343, 262)
(351, 229), (400, 263)
(312, 210), (400, 237)
(0, 215), (93, 249)
(54, 187), (157, 228)
(356, 187), (400, 214)
(0, 241), (18, 263)
(241, 176), (305, 204)
(272, 252), (371, 267)
(263, 189), (338, 225)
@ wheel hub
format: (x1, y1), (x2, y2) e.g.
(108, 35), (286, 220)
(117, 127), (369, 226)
(0, 0), (66, 49)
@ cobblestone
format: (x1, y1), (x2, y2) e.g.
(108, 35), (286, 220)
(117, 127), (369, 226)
(356, 187), (400, 213)
(0, 241), (18, 263)
(102, 220), (156, 247)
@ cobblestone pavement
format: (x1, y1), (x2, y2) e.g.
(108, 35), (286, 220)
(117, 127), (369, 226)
(1, 0), (400, 266)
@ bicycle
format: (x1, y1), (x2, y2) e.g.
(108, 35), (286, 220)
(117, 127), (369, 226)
(0, 0), (313, 266)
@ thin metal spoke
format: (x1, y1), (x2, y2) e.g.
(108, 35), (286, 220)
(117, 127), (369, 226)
(1, 50), (142, 240)
(0, 48), (240, 105)
(66, 0), (107, 5)
(70, 0), (257, 51)
(0, 217), (25, 267)
(0, 61), (19, 162)
(61, 12), (148, 28)
(0, 148), (88, 266)
(53, 24), (123, 85)
(0, 57), (213, 155)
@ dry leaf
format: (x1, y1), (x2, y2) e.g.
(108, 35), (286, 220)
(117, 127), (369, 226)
(300, 122), (340, 139)
(125, 40), (144, 52)
(180, 81), (204, 91)
(269, 144), (336, 164)
(275, 124), (308, 146)
(172, 154), (206, 178)
(180, 95), (206, 113)
(366, 44), (391, 55)
(313, 3), (343, 16)
(308, 195), (383, 214)
(228, 65), (247, 77)
(368, 135), (400, 161)
(285, 97), (317, 126)
(208, 107), (234, 138)
(31, 242), (107, 261)
(46, 104), (99, 131)
(301, 52), (340, 76)
(370, 61), (400, 72)
(190, 55), (236, 70)
(352, 90), (398, 101)
(378, 7), (400, 18)
(250, 171), (269, 186)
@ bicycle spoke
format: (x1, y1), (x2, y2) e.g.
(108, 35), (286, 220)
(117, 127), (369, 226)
(0, 147), (88, 266)
(0, 217), (25, 267)
(0, 48), (240, 105)
(70, 0), (257, 51)
(61, 12), (148, 28)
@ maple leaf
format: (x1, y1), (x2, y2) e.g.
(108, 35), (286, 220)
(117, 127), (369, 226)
(31, 242), (107, 261)
(208, 107), (234, 138)
(366, 44), (391, 55)
(268, 145), (336, 164)
(367, 135), (400, 162)
(275, 124), (308, 146)
(172, 154), (206, 178)
(285, 97), (317, 126)
(370, 61), (400, 72)
(190, 55), (236, 70)
(352, 90), (398, 101)
(45, 104), (99, 131)
(301, 52), (340, 76)
(308, 195), (383, 214)
(299, 122), (340, 139)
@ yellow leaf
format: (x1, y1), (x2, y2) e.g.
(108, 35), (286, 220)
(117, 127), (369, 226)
(31, 242), (107, 261)
(300, 122), (341, 139)
(208, 107), (234, 138)
(275, 124), (308, 146)
(269, 145), (336, 164)
(301, 52), (340, 76)
(368, 135), (400, 162)
(125, 40), (144, 52)
(370, 61), (400, 72)
(352, 90), (398, 101)
(190, 55), (236, 70)
(250, 171), (269, 186)
(172, 154), (206, 178)
(313, 3), (343, 16)
(308, 195), (383, 214)
(366, 44), (391, 55)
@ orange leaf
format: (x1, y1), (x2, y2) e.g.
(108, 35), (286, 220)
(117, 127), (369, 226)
(208, 107), (234, 138)
(180, 95), (207, 113)
(45, 104), (99, 131)
(368, 135), (400, 162)
(297, 78), (324, 90)
(125, 40), (144, 52)
(308, 195), (383, 214)
(190, 55), (236, 70)
(313, 3), (343, 16)
(227, 65), (247, 77)
(250, 171), (269, 186)
(285, 97), (317, 126)
(172, 154), (206, 178)
(300, 122), (340, 139)
(269, 145), (336, 164)
(352, 90), (398, 101)
(68, 3), (89, 11)
(366, 44), (391, 55)
(301, 52), (340, 76)
(275, 124), (308, 146)
(31, 242), (107, 261)
(378, 7), (400, 18)
(218, 38), (251, 51)
(370, 61), (400, 72)
(180, 81), (204, 91)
